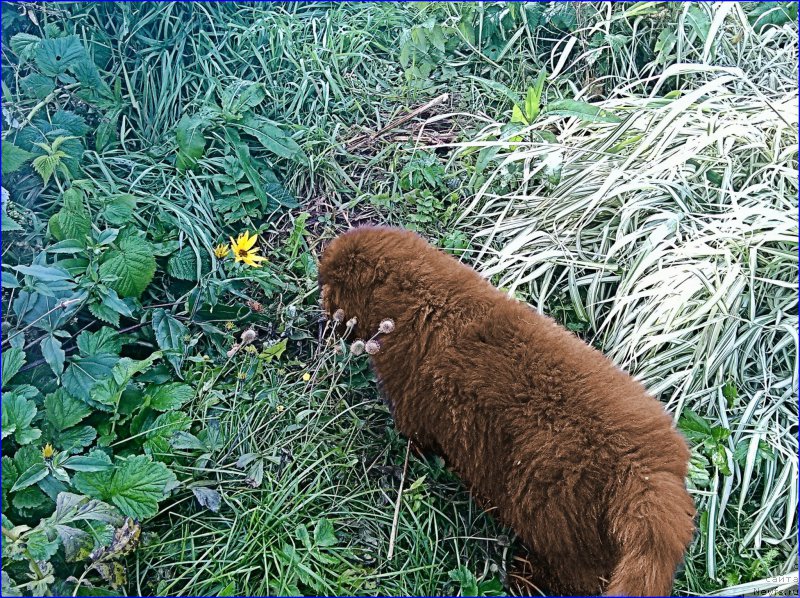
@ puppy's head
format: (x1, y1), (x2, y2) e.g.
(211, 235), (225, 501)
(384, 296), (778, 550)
(318, 226), (418, 337)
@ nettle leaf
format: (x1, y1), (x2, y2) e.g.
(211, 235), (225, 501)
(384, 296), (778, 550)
(20, 72), (56, 100)
(102, 194), (137, 225)
(2, 347), (26, 386)
(2, 392), (41, 445)
(75, 455), (177, 519)
(49, 187), (91, 243)
(10, 32), (41, 62)
(45, 388), (91, 431)
(35, 35), (87, 76)
(89, 300), (120, 327)
(2, 141), (36, 176)
(92, 353), (161, 408)
(167, 245), (209, 281)
(678, 408), (714, 441)
(147, 383), (194, 411)
(99, 235), (156, 298)
(77, 327), (123, 356)
(152, 309), (187, 376)
(41, 334), (66, 378)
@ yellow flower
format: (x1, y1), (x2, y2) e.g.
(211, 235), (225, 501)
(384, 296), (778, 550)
(224, 321), (235, 331)
(42, 443), (55, 460)
(214, 243), (229, 259)
(229, 231), (267, 267)
(302, 372), (311, 382)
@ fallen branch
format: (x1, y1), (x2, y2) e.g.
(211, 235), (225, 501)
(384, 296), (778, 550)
(347, 93), (450, 150)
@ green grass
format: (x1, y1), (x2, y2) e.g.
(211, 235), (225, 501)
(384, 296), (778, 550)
(1, 2), (797, 596)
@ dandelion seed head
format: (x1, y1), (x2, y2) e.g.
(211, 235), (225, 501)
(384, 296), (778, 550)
(365, 340), (380, 355)
(333, 309), (345, 323)
(241, 329), (257, 343)
(350, 340), (365, 355)
(379, 319), (395, 334)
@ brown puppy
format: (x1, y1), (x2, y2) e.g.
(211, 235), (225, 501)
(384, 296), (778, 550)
(319, 226), (695, 596)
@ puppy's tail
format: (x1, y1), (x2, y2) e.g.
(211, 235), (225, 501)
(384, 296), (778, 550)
(605, 472), (695, 597)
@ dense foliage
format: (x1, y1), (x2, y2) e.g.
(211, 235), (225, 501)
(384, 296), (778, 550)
(2, 2), (797, 596)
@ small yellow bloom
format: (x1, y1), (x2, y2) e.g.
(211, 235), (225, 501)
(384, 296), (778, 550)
(213, 243), (229, 259)
(244, 344), (257, 354)
(42, 443), (55, 460)
(229, 231), (267, 268)
(276, 404), (285, 413)
(302, 372), (311, 382)
(224, 321), (235, 331)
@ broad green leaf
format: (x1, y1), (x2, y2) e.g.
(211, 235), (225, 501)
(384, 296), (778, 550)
(62, 354), (119, 406)
(92, 353), (161, 407)
(45, 389), (91, 431)
(75, 455), (177, 519)
(51, 492), (121, 525)
(9, 32), (41, 62)
(47, 239), (86, 254)
(2, 141), (36, 176)
(525, 70), (547, 123)
(89, 300), (120, 327)
(2, 392), (40, 445)
(26, 528), (60, 561)
(102, 194), (137, 225)
(41, 334), (65, 378)
(264, 182), (299, 209)
(57, 426), (97, 454)
(167, 246), (206, 281)
(147, 383), (194, 411)
(542, 99), (621, 123)
(678, 408), (714, 438)
(237, 115), (304, 160)
(77, 327), (123, 356)
(220, 81), (266, 116)
(175, 114), (208, 171)
(35, 35), (86, 76)
(510, 104), (528, 125)
(152, 309), (187, 376)
(2, 347), (26, 386)
(62, 455), (115, 472)
(10, 463), (48, 492)
(2, 209), (23, 233)
(13, 264), (73, 282)
(20, 72), (55, 100)
(99, 235), (156, 297)
(314, 518), (337, 547)
(50, 188), (91, 243)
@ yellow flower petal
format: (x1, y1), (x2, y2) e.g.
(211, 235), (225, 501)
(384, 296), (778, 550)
(240, 231), (258, 251)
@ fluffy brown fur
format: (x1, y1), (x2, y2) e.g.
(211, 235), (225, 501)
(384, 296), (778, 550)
(319, 226), (695, 597)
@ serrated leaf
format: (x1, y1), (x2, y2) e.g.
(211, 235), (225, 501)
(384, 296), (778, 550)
(88, 300), (120, 327)
(50, 187), (90, 242)
(678, 408), (714, 439)
(147, 383), (193, 411)
(2, 141), (36, 176)
(75, 455), (176, 519)
(57, 426), (97, 454)
(542, 99), (621, 123)
(77, 327), (122, 357)
(167, 246), (205, 281)
(45, 389), (91, 432)
(99, 235), (156, 297)
(20, 72), (55, 100)
(41, 334), (65, 378)
(10, 32), (41, 62)
(152, 309), (187, 376)
(191, 487), (221, 512)
(102, 194), (137, 226)
(62, 354), (119, 407)
(35, 35), (86, 76)
(26, 528), (60, 561)
(2, 392), (41, 445)
(2, 210), (23, 233)
(2, 347), (26, 386)
(264, 182), (299, 209)
(10, 463), (48, 492)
